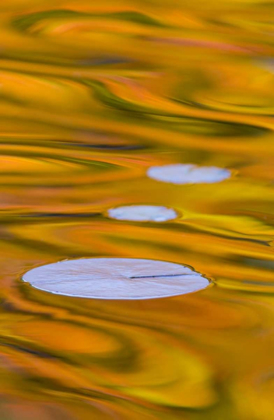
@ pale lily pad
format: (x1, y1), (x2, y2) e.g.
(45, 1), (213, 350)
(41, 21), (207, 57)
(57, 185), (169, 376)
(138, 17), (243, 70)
(147, 164), (231, 184)
(22, 258), (210, 300)
(107, 205), (178, 222)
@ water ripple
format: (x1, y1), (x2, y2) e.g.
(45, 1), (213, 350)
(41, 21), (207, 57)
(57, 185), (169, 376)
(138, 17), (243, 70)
(0, 0), (273, 418)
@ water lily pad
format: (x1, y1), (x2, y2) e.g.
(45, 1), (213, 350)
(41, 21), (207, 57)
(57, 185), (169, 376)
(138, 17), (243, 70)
(22, 258), (210, 300)
(107, 205), (178, 222)
(147, 164), (231, 184)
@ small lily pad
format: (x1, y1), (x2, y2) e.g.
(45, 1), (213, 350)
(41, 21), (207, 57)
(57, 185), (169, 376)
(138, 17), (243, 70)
(22, 258), (210, 300)
(107, 205), (178, 222)
(147, 164), (231, 185)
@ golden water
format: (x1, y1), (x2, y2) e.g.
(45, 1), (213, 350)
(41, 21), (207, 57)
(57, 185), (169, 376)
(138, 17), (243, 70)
(0, 0), (274, 418)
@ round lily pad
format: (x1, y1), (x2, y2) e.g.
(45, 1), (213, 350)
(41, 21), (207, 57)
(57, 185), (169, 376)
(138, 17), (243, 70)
(107, 205), (178, 222)
(147, 164), (231, 184)
(22, 258), (210, 300)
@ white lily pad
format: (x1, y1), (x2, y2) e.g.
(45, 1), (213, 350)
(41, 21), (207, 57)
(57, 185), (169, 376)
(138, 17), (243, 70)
(147, 164), (231, 185)
(107, 205), (178, 222)
(22, 258), (210, 300)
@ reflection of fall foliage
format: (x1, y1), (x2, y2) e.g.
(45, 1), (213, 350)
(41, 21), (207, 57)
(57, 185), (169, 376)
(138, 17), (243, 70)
(0, 0), (273, 418)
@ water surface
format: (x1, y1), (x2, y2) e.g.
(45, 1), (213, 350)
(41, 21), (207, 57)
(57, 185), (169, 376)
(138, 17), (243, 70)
(0, 0), (274, 419)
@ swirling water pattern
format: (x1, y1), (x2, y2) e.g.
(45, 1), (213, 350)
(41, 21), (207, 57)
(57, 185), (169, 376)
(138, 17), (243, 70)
(0, 0), (274, 419)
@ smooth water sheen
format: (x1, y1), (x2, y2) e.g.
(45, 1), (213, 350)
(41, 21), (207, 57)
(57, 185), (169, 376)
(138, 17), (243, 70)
(0, 0), (274, 419)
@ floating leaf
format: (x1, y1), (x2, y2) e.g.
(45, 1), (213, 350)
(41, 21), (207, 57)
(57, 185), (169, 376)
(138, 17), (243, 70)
(107, 205), (178, 222)
(147, 164), (231, 184)
(22, 258), (210, 300)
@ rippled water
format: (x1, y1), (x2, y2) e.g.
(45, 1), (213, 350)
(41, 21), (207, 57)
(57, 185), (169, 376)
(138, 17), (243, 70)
(0, 0), (274, 419)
